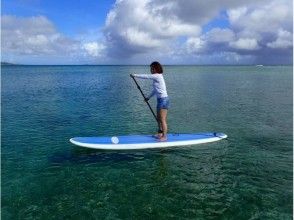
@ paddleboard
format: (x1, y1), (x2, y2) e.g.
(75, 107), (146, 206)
(70, 132), (227, 150)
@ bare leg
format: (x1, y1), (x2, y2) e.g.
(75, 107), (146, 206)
(158, 109), (168, 141)
(155, 110), (163, 138)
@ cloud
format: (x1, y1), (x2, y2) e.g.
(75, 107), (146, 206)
(104, 0), (202, 57)
(82, 42), (106, 57)
(103, 0), (292, 64)
(1, 15), (107, 63)
(224, 0), (293, 63)
(148, 0), (268, 25)
(1, 0), (292, 64)
(228, 1), (292, 36)
(267, 29), (292, 49)
(229, 38), (259, 50)
(186, 37), (206, 53)
(205, 28), (235, 44)
(1, 15), (79, 56)
(226, 0), (293, 49)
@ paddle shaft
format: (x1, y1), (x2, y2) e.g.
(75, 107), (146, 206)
(131, 76), (163, 133)
(131, 76), (158, 122)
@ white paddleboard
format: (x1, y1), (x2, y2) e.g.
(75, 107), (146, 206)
(70, 132), (227, 150)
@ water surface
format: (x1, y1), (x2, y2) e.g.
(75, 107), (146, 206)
(2, 65), (292, 219)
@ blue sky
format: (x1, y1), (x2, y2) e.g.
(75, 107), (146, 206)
(2, 0), (114, 36)
(1, 0), (293, 65)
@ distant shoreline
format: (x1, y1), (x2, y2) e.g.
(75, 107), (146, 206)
(1, 62), (21, 66)
(1, 63), (292, 67)
(1, 62), (292, 67)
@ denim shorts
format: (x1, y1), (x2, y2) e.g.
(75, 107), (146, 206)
(157, 97), (170, 111)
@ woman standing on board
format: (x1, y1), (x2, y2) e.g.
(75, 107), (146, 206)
(131, 61), (169, 141)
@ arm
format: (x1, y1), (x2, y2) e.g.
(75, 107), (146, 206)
(147, 89), (156, 100)
(133, 74), (157, 80)
(130, 73), (157, 100)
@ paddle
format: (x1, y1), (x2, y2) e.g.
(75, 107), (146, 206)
(130, 74), (162, 133)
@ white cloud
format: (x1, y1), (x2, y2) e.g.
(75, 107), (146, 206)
(186, 37), (206, 53)
(267, 29), (293, 49)
(227, 7), (247, 23)
(1, 15), (79, 56)
(103, 0), (292, 64)
(121, 28), (162, 48)
(104, 0), (202, 56)
(150, 0), (267, 25)
(82, 42), (106, 57)
(1, 0), (292, 64)
(1, 15), (107, 63)
(205, 28), (235, 43)
(227, 0), (292, 38)
(229, 38), (259, 50)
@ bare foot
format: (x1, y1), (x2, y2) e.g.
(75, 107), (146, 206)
(153, 133), (163, 139)
(157, 136), (167, 142)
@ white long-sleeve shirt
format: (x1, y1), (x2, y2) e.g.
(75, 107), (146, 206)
(133, 73), (168, 99)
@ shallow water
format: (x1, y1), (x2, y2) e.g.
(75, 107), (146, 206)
(2, 65), (292, 219)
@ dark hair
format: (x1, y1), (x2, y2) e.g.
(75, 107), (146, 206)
(150, 61), (163, 74)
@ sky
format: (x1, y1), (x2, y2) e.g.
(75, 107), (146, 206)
(1, 0), (293, 65)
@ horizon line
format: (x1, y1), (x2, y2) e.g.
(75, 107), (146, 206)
(1, 62), (292, 66)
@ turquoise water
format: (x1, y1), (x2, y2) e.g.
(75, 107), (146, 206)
(2, 65), (292, 219)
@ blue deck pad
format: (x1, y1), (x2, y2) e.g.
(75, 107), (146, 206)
(72, 133), (227, 145)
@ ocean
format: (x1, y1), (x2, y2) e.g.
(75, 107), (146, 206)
(1, 65), (293, 219)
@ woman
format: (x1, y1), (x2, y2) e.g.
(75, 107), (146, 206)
(131, 61), (169, 141)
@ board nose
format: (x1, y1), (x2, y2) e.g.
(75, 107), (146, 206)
(216, 133), (228, 139)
